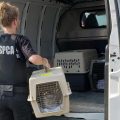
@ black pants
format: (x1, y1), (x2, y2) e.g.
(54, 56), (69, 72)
(0, 92), (36, 120)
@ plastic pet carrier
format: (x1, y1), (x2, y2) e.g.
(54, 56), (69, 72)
(89, 59), (105, 92)
(54, 49), (97, 74)
(54, 49), (98, 91)
(28, 67), (71, 118)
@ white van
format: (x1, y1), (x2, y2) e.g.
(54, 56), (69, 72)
(0, 0), (119, 120)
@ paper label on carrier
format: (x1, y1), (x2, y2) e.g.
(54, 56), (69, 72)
(40, 72), (52, 77)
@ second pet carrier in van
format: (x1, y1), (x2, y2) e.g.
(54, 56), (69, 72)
(89, 59), (105, 92)
(54, 49), (98, 91)
(54, 49), (97, 73)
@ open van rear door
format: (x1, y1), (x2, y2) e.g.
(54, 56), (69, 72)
(107, 0), (120, 120)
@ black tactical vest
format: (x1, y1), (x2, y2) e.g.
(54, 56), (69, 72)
(0, 34), (27, 86)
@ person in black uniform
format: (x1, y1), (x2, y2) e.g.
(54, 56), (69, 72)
(0, 2), (50, 120)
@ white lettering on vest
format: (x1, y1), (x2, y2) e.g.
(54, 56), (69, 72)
(0, 46), (14, 55)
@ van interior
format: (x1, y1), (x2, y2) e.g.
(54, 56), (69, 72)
(55, 0), (107, 114)
(2, 0), (108, 118)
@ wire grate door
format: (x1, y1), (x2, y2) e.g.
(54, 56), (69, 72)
(36, 81), (63, 113)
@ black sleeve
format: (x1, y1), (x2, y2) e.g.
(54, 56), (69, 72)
(17, 35), (37, 59)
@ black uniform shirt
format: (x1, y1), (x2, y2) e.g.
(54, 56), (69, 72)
(15, 34), (36, 61)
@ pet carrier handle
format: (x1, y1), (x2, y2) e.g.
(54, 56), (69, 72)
(42, 58), (50, 72)
(43, 66), (50, 72)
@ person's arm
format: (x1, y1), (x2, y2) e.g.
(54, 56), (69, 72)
(28, 55), (50, 68)
(18, 35), (50, 68)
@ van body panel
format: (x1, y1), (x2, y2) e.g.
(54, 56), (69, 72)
(108, 0), (120, 120)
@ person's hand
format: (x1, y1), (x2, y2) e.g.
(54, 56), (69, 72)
(42, 58), (51, 72)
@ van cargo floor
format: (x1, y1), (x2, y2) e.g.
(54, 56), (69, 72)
(70, 91), (104, 113)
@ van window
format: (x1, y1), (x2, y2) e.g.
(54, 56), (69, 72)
(80, 10), (107, 29)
